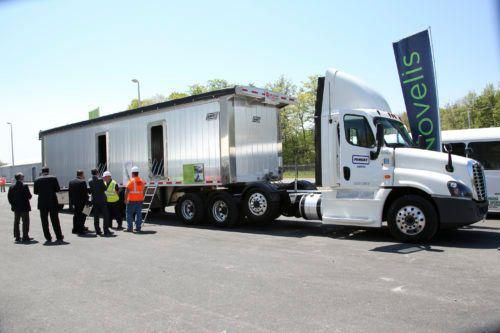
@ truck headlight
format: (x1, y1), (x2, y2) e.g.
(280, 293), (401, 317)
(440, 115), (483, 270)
(447, 181), (472, 198)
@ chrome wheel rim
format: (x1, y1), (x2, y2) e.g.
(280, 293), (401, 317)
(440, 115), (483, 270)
(181, 199), (195, 220)
(248, 193), (267, 216)
(212, 199), (228, 223)
(396, 205), (426, 235)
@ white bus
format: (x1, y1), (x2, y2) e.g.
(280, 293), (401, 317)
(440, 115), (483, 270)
(442, 127), (500, 213)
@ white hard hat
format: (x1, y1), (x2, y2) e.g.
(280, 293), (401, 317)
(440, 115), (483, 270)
(131, 166), (140, 173)
(103, 171), (112, 177)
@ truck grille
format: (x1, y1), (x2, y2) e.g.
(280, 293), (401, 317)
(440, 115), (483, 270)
(472, 163), (487, 201)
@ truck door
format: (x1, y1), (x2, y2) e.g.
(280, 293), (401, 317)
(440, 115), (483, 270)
(338, 112), (382, 189)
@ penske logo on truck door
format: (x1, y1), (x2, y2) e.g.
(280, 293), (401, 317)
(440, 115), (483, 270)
(352, 155), (369, 165)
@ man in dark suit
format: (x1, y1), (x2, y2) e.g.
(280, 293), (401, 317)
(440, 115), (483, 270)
(7, 172), (33, 243)
(34, 166), (64, 244)
(69, 170), (89, 235)
(88, 168), (113, 236)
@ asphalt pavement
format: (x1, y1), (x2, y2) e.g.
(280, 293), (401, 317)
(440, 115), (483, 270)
(0, 190), (499, 333)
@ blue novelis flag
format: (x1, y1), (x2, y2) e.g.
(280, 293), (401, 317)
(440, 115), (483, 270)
(393, 29), (441, 151)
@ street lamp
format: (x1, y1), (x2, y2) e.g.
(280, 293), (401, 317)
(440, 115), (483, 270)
(131, 79), (141, 108)
(6, 122), (14, 166)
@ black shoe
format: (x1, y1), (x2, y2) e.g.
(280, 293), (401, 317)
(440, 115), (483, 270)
(116, 226), (124, 231)
(134, 229), (141, 233)
(123, 228), (133, 232)
(14, 237), (22, 243)
(55, 239), (65, 245)
(95, 231), (103, 235)
(103, 231), (114, 237)
(22, 237), (34, 242)
(44, 240), (52, 245)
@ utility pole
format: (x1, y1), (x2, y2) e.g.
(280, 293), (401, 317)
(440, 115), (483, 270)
(6, 122), (14, 166)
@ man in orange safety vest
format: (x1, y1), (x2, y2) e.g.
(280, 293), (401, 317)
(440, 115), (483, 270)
(124, 166), (145, 232)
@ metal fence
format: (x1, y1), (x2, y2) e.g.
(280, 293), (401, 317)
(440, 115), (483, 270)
(282, 164), (315, 180)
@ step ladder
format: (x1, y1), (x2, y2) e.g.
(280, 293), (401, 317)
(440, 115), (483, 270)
(141, 183), (158, 225)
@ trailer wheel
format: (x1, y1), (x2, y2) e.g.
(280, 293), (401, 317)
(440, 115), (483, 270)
(175, 193), (206, 225)
(242, 188), (280, 225)
(207, 192), (239, 227)
(387, 195), (438, 242)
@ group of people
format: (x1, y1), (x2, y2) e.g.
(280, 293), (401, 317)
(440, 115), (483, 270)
(7, 166), (146, 244)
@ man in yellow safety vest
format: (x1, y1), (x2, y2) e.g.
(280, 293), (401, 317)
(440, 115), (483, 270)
(103, 171), (123, 230)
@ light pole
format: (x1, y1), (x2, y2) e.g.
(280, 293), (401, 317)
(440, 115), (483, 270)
(6, 122), (14, 166)
(131, 79), (141, 108)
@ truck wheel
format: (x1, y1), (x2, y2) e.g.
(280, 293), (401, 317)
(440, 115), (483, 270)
(387, 195), (438, 242)
(207, 192), (239, 227)
(242, 188), (280, 225)
(176, 193), (205, 225)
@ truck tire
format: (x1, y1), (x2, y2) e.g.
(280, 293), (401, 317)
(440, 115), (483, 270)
(242, 187), (280, 225)
(207, 192), (239, 227)
(387, 195), (438, 242)
(175, 193), (206, 225)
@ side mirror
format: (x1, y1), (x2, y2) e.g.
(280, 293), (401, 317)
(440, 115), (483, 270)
(370, 123), (384, 160)
(443, 144), (454, 172)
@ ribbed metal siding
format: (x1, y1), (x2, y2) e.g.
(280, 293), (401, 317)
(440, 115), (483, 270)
(233, 98), (281, 182)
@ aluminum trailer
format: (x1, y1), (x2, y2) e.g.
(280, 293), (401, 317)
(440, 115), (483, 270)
(39, 86), (295, 221)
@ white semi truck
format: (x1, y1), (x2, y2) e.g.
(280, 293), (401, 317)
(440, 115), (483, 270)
(39, 68), (488, 242)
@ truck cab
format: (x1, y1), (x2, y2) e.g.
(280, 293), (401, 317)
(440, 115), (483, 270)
(310, 69), (488, 241)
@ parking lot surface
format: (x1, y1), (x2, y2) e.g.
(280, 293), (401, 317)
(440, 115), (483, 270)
(0, 191), (499, 333)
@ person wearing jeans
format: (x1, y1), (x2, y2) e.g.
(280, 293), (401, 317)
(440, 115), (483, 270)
(124, 166), (145, 232)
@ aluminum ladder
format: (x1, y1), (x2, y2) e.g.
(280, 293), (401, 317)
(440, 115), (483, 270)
(141, 182), (158, 225)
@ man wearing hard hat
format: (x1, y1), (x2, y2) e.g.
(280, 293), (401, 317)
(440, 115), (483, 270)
(124, 166), (145, 232)
(103, 171), (123, 230)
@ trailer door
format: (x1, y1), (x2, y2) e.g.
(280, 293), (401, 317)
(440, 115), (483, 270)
(148, 121), (166, 177)
(96, 132), (108, 174)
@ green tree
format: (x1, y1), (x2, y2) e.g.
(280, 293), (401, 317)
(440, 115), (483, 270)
(206, 79), (231, 91)
(127, 94), (166, 110)
(439, 83), (499, 130)
(188, 84), (207, 95)
(167, 92), (189, 100)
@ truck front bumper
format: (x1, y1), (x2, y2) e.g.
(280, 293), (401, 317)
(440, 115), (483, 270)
(432, 196), (488, 227)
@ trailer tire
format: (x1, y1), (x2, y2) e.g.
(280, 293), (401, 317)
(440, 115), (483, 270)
(176, 193), (206, 225)
(387, 195), (438, 242)
(207, 192), (239, 227)
(242, 188), (280, 225)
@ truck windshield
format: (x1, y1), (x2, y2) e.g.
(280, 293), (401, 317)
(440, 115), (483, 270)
(374, 117), (414, 148)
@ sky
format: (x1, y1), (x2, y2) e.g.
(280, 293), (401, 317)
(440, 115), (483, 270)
(0, 0), (498, 165)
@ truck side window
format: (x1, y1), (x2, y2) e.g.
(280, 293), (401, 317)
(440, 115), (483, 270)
(344, 115), (375, 148)
(441, 142), (466, 157)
